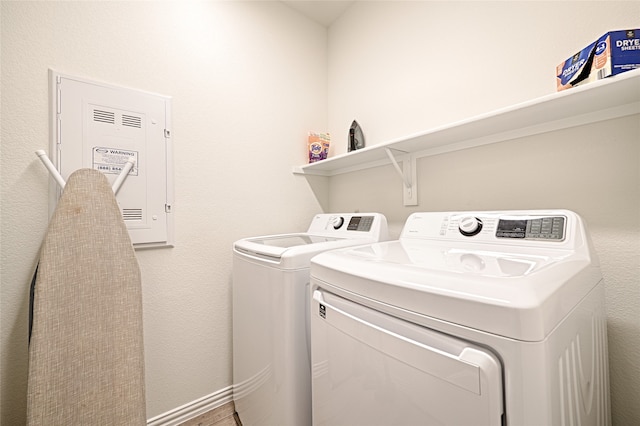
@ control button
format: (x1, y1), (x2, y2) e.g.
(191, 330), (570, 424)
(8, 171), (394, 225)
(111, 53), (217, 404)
(459, 216), (483, 236)
(332, 216), (344, 230)
(358, 216), (373, 231)
(529, 219), (541, 233)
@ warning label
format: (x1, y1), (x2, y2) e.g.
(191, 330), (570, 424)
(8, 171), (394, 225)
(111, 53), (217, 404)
(92, 147), (138, 175)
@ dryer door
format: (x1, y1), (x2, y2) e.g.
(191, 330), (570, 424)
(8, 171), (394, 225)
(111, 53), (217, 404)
(311, 289), (504, 426)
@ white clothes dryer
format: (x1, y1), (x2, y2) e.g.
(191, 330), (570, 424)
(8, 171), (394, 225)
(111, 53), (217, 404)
(233, 213), (388, 426)
(310, 210), (610, 426)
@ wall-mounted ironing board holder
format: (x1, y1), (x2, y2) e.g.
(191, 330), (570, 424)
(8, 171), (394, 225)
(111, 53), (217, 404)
(36, 150), (135, 194)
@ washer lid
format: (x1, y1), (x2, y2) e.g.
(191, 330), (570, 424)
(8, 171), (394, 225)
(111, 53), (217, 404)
(234, 233), (386, 269)
(235, 234), (343, 259)
(233, 213), (389, 269)
(246, 234), (343, 249)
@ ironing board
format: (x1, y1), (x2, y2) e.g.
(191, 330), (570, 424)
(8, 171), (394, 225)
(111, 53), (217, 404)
(27, 169), (146, 425)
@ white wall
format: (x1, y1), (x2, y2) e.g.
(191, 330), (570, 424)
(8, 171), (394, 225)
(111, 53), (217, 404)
(3, 1), (639, 424)
(327, 2), (640, 424)
(0, 1), (327, 423)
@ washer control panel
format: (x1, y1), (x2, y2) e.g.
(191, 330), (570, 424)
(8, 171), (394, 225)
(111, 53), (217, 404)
(346, 215), (374, 232)
(328, 215), (374, 231)
(307, 213), (388, 240)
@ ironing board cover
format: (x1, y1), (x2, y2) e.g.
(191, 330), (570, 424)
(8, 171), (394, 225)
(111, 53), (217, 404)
(27, 169), (146, 425)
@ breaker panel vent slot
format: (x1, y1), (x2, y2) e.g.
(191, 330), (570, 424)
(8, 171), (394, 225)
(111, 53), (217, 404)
(122, 114), (142, 128)
(122, 208), (143, 221)
(93, 109), (115, 124)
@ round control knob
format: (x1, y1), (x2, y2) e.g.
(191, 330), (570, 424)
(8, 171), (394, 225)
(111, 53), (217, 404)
(332, 216), (345, 230)
(459, 216), (483, 236)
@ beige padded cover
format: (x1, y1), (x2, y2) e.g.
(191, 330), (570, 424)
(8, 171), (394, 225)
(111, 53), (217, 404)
(27, 169), (146, 425)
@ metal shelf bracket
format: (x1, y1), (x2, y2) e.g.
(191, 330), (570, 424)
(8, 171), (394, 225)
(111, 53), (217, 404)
(384, 148), (418, 206)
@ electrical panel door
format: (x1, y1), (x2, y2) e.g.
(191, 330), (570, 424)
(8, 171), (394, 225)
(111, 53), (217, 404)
(49, 70), (174, 248)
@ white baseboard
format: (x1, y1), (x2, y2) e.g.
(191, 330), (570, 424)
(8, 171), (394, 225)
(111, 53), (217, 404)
(147, 386), (234, 426)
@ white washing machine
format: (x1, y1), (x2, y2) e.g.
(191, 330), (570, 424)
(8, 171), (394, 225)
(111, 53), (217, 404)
(310, 210), (610, 426)
(233, 213), (388, 426)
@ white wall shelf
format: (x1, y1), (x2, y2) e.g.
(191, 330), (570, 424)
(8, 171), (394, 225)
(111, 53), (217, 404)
(293, 69), (640, 206)
(293, 69), (640, 180)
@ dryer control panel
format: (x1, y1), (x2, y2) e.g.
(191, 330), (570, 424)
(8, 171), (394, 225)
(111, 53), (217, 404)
(401, 210), (579, 247)
(495, 216), (565, 240)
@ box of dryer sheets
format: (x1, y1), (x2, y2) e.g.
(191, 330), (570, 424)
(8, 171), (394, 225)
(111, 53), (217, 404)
(556, 29), (640, 91)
